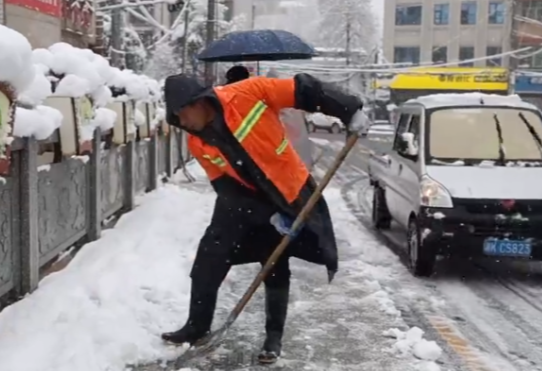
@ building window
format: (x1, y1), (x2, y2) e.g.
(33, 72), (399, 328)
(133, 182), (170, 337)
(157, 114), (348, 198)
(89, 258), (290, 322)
(521, 0), (542, 21)
(486, 46), (502, 66)
(432, 47), (448, 63)
(517, 48), (542, 68)
(459, 46), (475, 66)
(534, 52), (542, 67)
(461, 2), (477, 25)
(394, 47), (421, 64)
(488, 2), (505, 24)
(395, 5), (423, 25)
(434, 4), (449, 25)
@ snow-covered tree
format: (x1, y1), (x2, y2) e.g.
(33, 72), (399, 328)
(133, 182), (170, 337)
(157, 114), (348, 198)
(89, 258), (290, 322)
(144, 42), (182, 80)
(124, 24), (149, 72)
(143, 0), (244, 79)
(253, 0), (320, 44)
(316, 0), (378, 57)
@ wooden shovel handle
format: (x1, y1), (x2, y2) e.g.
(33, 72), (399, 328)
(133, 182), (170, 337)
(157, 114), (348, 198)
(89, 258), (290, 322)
(227, 134), (360, 321)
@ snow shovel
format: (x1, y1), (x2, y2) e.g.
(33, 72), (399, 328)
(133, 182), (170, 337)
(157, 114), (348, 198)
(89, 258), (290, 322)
(174, 133), (360, 368)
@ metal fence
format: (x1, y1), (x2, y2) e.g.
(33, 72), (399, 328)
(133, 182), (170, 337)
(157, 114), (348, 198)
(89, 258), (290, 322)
(0, 127), (186, 302)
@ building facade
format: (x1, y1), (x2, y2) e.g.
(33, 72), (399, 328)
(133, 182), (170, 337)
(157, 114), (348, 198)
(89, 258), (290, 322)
(1, 0), (95, 49)
(514, 0), (542, 70)
(382, 0), (512, 67)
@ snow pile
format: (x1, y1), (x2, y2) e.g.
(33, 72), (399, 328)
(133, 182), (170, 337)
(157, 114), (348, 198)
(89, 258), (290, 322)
(18, 64), (52, 106)
(0, 185), (213, 371)
(150, 106), (165, 130)
(109, 69), (162, 103)
(90, 108), (117, 132)
(0, 25), (35, 153)
(135, 107), (146, 127)
(2, 32), (164, 142)
(384, 327), (443, 369)
(0, 25), (35, 95)
(366, 290), (401, 317)
(12, 106), (63, 140)
(34, 43), (115, 101)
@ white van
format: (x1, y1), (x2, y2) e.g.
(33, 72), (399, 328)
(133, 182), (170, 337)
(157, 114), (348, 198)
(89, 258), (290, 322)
(368, 93), (542, 277)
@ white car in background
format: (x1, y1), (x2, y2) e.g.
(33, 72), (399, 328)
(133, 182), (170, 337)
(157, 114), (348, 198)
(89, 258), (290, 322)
(305, 113), (344, 134)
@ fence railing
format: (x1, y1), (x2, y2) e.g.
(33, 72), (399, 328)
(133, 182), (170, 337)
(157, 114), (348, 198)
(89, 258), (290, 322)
(0, 118), (186, 303)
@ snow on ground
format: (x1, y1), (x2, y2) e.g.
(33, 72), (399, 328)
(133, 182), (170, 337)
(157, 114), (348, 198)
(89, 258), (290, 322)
(368, 124), (394, 135)
(0, 164), (442, 371)
(309, 137), (330, 146)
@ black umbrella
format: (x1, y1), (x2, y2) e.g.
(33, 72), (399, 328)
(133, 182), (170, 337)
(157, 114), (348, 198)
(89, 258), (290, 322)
(197, 29), (316, 62)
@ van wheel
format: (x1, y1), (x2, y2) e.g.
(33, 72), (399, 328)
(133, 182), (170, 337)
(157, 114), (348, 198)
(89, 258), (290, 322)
(372, 187), (391, 229)
(307, 122), (316, 133)
(330, 123), (341, 134)
(407, 217), (437, 277)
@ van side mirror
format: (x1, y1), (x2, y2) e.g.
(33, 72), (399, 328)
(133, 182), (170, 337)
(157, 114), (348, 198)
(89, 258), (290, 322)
(397, 133), (419, 160)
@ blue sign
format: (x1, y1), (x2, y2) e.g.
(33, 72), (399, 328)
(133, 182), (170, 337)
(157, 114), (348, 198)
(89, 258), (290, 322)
(515, 75), (542, 94)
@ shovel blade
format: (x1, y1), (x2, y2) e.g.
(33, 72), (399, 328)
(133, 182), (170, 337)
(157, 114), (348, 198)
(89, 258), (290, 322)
(173, 326), (230, 368)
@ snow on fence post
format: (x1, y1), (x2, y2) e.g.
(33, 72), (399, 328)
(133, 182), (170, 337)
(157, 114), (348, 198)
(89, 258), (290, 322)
(18, 137), (39, 295)
(87, 127), (102, 241)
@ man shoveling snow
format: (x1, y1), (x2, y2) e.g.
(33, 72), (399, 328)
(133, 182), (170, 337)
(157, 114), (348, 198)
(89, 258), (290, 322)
(162, 73), (366, 363)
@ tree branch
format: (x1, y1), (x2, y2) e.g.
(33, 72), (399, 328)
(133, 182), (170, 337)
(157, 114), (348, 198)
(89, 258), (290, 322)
(125, 7), (168, 33)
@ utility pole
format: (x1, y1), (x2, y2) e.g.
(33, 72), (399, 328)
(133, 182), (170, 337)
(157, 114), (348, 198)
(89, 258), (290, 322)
(110, 0), (124, 67)
(508, 0), (519, 95)
(204, 0), (216, 85)
(251, 4), (256, 29)
(345, 15), (351, 66)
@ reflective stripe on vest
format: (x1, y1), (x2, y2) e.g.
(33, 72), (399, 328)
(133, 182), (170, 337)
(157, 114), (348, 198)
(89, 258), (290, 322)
(234, 101), (267, 142)
(275, 138), (288, 155)
(202, 154), (226, 167)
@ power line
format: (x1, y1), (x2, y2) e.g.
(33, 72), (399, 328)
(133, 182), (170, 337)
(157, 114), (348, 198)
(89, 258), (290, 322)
(265, 46), (532, 74)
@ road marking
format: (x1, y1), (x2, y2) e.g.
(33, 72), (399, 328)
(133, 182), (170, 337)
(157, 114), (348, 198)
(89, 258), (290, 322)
(357, 148), (372, 155)
(427, 316), (494, 371)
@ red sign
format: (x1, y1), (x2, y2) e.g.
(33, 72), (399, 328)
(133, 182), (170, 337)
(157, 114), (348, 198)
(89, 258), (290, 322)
(6, 0), (61, 17)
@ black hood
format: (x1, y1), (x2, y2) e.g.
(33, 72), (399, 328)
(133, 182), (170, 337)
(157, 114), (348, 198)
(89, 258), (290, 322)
(164, 74), (208, 128)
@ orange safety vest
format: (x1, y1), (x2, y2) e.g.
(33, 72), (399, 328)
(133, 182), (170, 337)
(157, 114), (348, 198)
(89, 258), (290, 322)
(188, 80), (309, 204)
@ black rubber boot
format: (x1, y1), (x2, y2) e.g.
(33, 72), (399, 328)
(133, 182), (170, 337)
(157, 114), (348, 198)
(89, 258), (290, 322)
(161, 287), (218, 346)
(258, 285), (289, 364)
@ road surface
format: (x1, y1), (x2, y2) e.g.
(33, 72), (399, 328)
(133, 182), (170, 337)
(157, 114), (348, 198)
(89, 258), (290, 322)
(132, 130), (542, 371)
(315, 131), (542, 371)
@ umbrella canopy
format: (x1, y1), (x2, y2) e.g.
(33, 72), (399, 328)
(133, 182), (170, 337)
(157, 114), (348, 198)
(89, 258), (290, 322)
(197, 29), (316, 62)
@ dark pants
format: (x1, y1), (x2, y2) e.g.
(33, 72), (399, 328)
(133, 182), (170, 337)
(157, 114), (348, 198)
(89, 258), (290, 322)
(190, 193), (301, 291)
(190, 222), (291, 293)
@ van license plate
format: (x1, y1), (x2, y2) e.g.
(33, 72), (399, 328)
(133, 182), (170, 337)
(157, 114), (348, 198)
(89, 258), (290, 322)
(483, 238), (532, 257)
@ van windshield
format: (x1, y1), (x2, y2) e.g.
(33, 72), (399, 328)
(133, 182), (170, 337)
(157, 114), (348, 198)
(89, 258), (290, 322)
(428, 107), (542, 163)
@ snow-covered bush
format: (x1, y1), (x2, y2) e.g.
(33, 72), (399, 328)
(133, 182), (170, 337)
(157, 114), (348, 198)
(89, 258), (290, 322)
(1, 24), (164, 151)
(0, 25), (35, 158)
